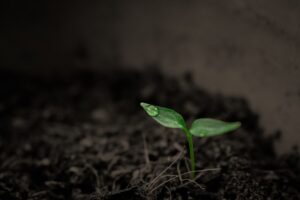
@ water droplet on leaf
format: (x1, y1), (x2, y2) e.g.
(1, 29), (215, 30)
(140, 102), (159, 117)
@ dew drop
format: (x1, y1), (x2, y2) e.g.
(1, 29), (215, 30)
(146, 105), (159, 117)
(141, 102), (159, 117)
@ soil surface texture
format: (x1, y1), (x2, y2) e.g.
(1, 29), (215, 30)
(0, 69), (299, 200)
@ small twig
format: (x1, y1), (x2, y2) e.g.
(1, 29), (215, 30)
(165, 186), (172, 200)
(176, 161), (183, 184)
(180, 168), (221, 178)
(148, 167), (220, 193)
(146, 151), (183, 189)
(147, 174), (177, 188)
(148, 168), (220, 191)
(179, 178), (205, 190)
(149, 176), (179, 193)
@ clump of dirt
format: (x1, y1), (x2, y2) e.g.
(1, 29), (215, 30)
(0, 69), (299, 200)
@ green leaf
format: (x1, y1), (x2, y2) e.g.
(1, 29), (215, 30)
(140, 102), (186, 129)
(189, 118), (241, 137)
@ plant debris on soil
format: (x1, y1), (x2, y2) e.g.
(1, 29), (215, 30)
(0, 68), (299, 200)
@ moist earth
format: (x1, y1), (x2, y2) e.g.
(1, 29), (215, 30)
(0, 69), (299, 200)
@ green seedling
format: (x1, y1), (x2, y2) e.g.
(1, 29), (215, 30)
(140, 102), (241, 178)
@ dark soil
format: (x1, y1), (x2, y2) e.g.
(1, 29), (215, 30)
(0, 68), (299, 200)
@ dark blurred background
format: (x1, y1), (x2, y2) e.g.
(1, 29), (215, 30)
(0, 0), (299, 153)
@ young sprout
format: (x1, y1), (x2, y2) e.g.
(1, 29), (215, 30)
(140, 102), (241, 178)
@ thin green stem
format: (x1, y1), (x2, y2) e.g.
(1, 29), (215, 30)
(183, 128), (196, 178)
